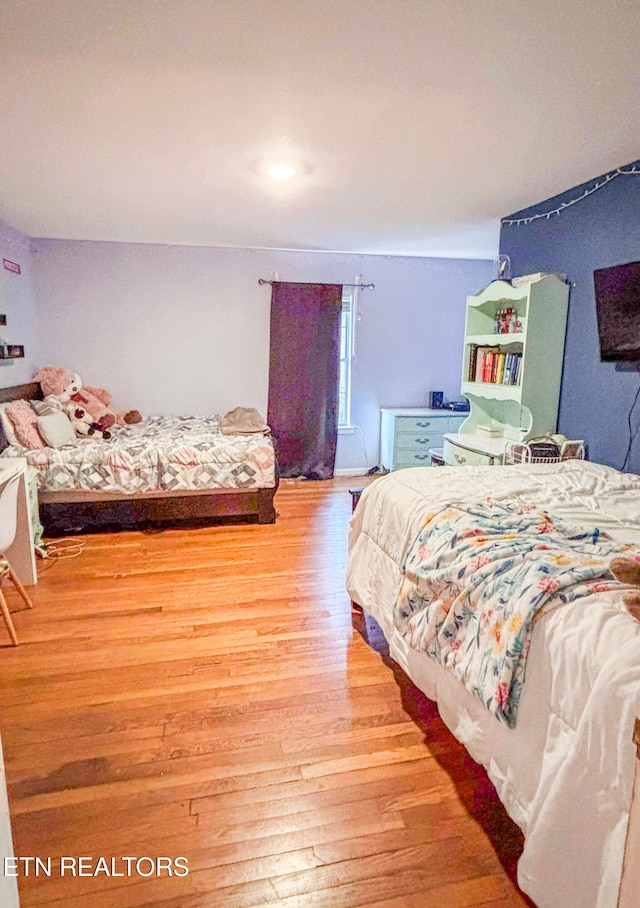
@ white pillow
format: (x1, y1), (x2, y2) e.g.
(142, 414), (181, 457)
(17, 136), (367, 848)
(0, 402), (20, 447)
(36, 411), (77, 448)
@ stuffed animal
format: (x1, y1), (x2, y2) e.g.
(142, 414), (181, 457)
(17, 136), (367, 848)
(72, 385), (142, 430)
(33, 366), (142, 431)
(63, 403), (111, 440)
(609, 556), (640, 622)
(33, 367), (81, 404)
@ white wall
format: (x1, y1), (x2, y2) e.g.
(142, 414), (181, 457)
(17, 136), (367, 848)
(32, 241), (270, 416)
(32, 239), (493, 471)
(0, 219), (37, 388)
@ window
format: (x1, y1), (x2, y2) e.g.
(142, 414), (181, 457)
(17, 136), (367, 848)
(338, 290), (353, 427)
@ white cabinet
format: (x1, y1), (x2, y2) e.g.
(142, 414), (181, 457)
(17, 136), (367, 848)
(445, 274), (570, 465)
(381, 408), (466, 471)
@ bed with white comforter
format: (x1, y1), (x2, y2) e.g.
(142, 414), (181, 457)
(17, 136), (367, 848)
(346, 460), (640, 908)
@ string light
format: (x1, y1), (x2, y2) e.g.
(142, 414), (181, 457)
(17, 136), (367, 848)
(501, 165), (640, 227)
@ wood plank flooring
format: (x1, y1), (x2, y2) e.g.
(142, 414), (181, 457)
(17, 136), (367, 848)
(0, 477), (533, 907)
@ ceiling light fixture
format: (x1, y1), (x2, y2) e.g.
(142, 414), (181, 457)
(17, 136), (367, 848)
(267, 163), (296, 181)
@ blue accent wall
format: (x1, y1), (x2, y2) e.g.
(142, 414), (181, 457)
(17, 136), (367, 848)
(499, 160), (640, 473)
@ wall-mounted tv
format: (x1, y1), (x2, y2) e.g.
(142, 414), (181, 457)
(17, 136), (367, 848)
(594, 261), (640, 362)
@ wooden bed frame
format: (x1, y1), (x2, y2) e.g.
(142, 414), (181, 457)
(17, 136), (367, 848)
(0, 382), (278, 534)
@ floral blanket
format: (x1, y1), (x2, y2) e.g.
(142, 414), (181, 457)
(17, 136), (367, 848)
(395, 498), (635, 727)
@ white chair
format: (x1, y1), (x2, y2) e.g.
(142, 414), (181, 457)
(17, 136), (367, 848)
(0, 474), (33, 645)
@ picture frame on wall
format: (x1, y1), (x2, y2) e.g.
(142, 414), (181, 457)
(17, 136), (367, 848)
(0, 315), (6, 326)
(0, 344), (24, 359)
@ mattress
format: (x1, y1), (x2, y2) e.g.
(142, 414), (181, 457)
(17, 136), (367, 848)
(346, 460), (640, 908)
(1, 415), (276, 494)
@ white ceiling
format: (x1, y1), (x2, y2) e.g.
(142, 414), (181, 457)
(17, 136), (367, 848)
(0, 0), (638, 259)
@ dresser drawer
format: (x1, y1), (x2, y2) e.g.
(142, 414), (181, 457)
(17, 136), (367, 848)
(393, 415), (448, 434)
(394, 431), (443, 452)
(443, 437), (496, 467)
(445, 415), (468, 432)
(394, 450), (434, 468)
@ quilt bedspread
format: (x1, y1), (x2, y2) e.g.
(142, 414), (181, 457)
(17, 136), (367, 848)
(396, 498), (634, 726)
(3, 415), (276, 493)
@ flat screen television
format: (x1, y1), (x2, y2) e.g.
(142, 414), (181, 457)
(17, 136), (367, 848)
(593, 261), (640, 362)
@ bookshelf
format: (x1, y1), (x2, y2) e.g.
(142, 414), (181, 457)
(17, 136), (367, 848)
(444, 274), (569, 465)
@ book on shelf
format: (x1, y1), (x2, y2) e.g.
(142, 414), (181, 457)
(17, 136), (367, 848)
(510, 353), (521, 385)
(484, 347), (500, 382)
(468, 343), (478, 382)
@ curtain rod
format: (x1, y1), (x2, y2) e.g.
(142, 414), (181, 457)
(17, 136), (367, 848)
(258, 278), (375, 290)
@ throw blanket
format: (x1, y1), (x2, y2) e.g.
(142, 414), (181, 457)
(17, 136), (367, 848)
(395, 499), (635, 727)
(220, 407), (270, 436)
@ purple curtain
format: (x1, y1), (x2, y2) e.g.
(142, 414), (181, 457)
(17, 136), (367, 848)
(267, 282), (343, 479)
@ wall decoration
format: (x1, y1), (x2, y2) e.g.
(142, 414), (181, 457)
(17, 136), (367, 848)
(0, 344), (24, 359)
(2, 258), (21, 274)
(0, 315), (6, 326)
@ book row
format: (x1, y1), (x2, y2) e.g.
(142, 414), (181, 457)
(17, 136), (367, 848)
(468, 345), (522, 385)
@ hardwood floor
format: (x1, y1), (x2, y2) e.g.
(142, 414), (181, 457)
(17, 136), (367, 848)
(0, 477), (533, 907)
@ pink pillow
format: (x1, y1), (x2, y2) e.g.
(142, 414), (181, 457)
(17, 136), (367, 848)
(5, 400), (44, 450)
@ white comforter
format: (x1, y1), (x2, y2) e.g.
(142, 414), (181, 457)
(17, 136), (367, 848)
(346, 460), (640, 908)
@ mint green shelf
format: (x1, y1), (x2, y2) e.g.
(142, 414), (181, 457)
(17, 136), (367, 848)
(459, 275), (569, 447)
(461, 381), (522, 401)
(466, 332), (525, 346)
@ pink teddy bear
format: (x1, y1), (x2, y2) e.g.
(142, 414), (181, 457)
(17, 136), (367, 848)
(33, 367), (142, 431)
(609, 556), (640, 622)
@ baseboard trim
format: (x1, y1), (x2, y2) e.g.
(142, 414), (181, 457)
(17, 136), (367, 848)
(333, 468), (372, 477)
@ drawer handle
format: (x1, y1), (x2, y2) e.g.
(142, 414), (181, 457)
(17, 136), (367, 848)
(455, 453), (467, 464)
(416, 421), (431, 428)
(414, 453), (430, 461)
(415, 437), (431, 444)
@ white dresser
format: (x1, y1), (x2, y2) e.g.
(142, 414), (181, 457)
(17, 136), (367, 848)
(380, 408), (467, 471)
